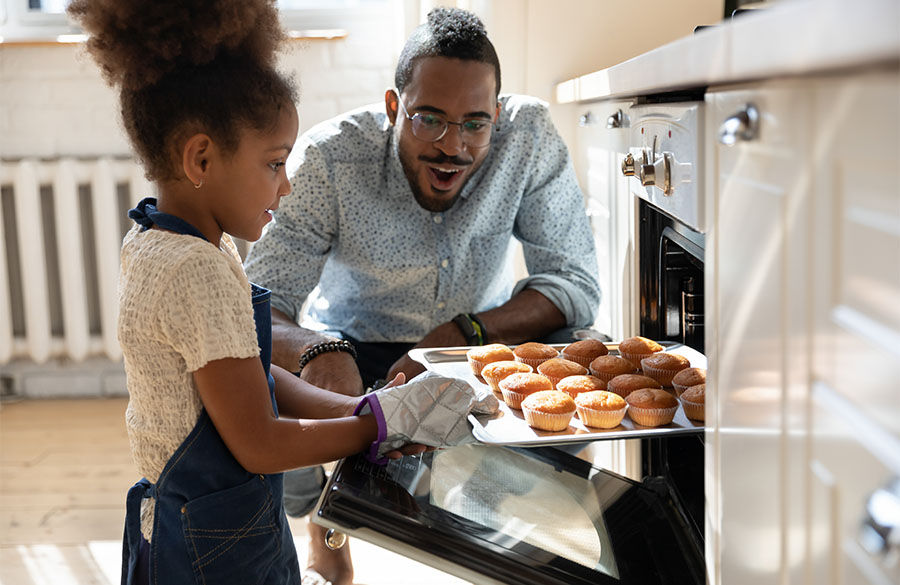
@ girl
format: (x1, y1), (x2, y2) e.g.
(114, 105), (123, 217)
(67, 1), (492, 584)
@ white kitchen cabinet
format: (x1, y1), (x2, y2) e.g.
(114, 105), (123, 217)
(574, 101), (637, 342)
(708, 71), (900, 585)
(807, 72), (900, 585)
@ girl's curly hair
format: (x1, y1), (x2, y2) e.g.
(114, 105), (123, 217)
(68, 0), (298, 181)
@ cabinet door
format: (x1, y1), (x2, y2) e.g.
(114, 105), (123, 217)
(707, 82), (813, 585)
(574, 101), (636, 341)
(808, 72), (900, 585)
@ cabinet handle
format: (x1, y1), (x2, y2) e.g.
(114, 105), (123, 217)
(858, 477), (900, 560)
(718, 103), (759, 145)
(579, 112), (593, 127)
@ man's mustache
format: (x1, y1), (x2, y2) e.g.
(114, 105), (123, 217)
(418, 154), (472, 167)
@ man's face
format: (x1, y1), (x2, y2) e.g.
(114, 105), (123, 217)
(387, 57), (499, 212)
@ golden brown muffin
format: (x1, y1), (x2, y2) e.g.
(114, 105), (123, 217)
(574, 390), (627, 429)
(641, 352), (691, 387)
(560, 339), (609, 369)
(625, 388), (679, 427)
(480, 360), (533, 392)
(466, 343), (515, 376)
(672, 368), (706, 396)
(588, 355), (638, 384)
(498, 372), (553, 410)
(618, 336), (664, 368)
(537, 358), (588, 389)
(672, 367), (706, 397)
(680, 383), (705, 421)
(556, 375), (607, 399)
(606, 374), (663, 399)
(512, 342), (559, 369)
(521, 390), (577, 432)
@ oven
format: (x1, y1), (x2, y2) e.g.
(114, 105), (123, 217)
(623, 100), (708, 548)
(308, 99), (710, 585)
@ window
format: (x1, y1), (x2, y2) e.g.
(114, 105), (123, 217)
(1, 0), (388, 42)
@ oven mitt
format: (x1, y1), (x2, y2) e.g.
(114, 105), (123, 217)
(353, 371), (499, 464)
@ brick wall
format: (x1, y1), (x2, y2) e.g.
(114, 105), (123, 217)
(0, 28), (399, 159)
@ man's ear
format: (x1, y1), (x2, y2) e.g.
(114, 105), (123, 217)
(385, 89), (399, 125)
(182, 133), (212, 188)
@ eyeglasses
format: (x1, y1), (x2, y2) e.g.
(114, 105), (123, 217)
(395, 94), (495, 147)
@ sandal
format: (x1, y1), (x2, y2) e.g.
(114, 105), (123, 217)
(301, 568), (333, 585)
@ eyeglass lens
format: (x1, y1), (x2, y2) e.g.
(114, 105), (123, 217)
(410, 113), (493, 146)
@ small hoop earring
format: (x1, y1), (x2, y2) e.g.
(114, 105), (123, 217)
(194, 181), (203, 189)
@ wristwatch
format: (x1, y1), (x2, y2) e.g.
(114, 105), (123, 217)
(452, 313), (487, 346)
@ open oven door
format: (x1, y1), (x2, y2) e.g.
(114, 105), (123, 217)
(312, 443), (704, 585)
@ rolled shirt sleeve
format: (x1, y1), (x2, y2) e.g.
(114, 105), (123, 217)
(508, 102), (601, 328)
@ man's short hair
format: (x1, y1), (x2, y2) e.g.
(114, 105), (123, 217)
(395, 7), (501, 96)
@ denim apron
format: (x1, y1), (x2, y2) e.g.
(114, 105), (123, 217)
(121, 198), (300, 585)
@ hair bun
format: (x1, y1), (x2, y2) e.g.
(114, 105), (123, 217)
(68, 0), (284, 91)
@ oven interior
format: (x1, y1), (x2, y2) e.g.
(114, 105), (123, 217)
(637, 198), (706, 550)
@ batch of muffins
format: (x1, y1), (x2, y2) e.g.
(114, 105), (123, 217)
(466, 337), (706, 433)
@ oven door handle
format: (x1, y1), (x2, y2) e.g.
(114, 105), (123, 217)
(718, 103), (759, 145)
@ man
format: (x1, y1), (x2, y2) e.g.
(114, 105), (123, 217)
(244, 7), (600, 585)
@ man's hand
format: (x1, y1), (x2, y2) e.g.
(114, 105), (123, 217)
(386, 353), (426, 383)
(300, 350), (365, 397)
(386, 321), (466, 382)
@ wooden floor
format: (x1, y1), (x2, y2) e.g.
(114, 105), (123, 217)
(0, 397), (469, 585)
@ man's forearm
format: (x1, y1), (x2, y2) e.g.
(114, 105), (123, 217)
(476, 289), (566, 345)
(270, 307), (336, 372)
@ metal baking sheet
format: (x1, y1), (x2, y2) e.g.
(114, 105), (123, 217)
(409, 342), (705, 447)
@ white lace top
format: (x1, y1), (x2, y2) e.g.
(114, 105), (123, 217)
(117, 226), (260, 540)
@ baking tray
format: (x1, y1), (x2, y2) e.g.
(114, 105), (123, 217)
(409, 342), (705, 447)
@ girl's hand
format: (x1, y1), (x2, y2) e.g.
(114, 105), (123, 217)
(372, 372), (436, 460)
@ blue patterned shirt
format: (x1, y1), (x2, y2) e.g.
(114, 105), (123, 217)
(244, 95), (600, 343)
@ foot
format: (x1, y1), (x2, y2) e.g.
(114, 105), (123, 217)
(306, 520), (354, 585)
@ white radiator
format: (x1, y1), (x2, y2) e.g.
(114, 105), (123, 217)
(0, 157), (154, 365)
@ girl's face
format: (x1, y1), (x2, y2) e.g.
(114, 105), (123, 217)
(209, 105), (300, 242)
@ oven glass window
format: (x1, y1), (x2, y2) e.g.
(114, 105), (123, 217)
(322, 444), (704, 584)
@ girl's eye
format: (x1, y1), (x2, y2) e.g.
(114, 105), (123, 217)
(268, 161), (286, 172)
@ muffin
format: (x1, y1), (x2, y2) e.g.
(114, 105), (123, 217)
(672, 367), (706, 397)
(574, 390), (627, 429)
(560, 339), (609, 369)
(480, 360), (533, 393)
(641, 352), (691, 387)
(537, 358), (588, 389)
(556, 375), (608, 399)
(466, 343), (514, 376)
(498, 372), (553, 410)
(618, 336), (664, 369)
(521, 390), (577, 432)
(588, 355), (638, 384)
(626, 388), (679, 427)
(512, 342), (559, 369)
(680, 383), (705, 421)
(606, 374), (662, 399)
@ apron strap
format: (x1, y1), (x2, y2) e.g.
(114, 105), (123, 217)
(129, 197), (208, 242)
(122, 478), (154, 585)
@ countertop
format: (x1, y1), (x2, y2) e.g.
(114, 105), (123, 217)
(556, 0), (899, 103)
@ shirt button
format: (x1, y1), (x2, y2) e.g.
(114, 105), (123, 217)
(433, 215), (443, 224)
(437, 302), (446, 309)
(441, 259), (449, 268)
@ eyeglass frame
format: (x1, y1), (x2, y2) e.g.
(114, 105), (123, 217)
(393, 90), (497, 147)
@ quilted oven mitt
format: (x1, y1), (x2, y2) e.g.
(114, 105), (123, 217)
(353, 371), (499, 464)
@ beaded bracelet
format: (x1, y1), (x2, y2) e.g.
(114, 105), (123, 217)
(297, 340), (358, 374)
